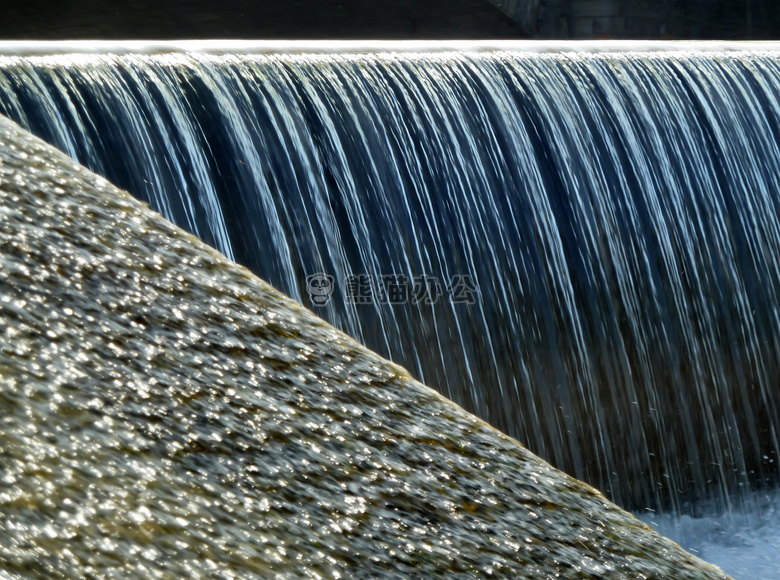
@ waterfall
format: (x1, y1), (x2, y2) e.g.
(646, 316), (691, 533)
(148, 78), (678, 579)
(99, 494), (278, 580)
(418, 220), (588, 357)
(2, 42), (780, 512)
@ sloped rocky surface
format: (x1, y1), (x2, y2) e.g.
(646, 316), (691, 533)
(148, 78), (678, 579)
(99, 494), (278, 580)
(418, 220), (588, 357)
(0, 115), (729, 578)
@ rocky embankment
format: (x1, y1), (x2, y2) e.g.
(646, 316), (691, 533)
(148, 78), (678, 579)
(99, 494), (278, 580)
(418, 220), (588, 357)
(0, 115), (729, 578)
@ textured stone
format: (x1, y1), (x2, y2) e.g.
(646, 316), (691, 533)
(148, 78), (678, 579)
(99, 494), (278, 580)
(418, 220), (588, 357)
(0, 115), (731, 578)
(571, 0), (621, 18)
(573, 16), (595, 38)
(593, 16), (626, 36)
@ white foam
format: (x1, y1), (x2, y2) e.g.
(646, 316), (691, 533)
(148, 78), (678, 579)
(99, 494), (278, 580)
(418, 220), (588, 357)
(1, 40), (780, 56)
(640, 491), (780, 579)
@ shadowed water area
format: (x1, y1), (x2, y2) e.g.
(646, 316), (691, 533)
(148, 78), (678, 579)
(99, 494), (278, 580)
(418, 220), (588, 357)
(0, 116), (731, 578)
(2, 44), (780, 513)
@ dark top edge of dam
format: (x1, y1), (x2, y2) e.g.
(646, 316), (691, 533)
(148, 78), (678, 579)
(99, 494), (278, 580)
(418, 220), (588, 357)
(2, 0), (779, 41)
(0, 0), (529, 41)
(2, 39), (780, 56)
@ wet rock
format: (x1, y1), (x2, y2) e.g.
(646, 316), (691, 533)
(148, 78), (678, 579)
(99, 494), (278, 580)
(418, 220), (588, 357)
(0, 114), (730, 578)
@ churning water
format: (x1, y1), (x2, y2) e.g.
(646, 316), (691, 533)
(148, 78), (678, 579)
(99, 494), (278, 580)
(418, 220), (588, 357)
(642, 489), (780, 578)
(1, 42), (779, 524)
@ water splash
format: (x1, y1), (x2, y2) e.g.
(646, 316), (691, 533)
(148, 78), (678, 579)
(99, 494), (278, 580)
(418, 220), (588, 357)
(2, 45), (780, 512)
(643, 489), (780, 579)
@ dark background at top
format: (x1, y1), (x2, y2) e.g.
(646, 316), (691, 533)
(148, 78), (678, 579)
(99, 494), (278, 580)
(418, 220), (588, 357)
(0, 1), (779, 46)
(673, 0), (780, 39)
(0, 0), (526, 40)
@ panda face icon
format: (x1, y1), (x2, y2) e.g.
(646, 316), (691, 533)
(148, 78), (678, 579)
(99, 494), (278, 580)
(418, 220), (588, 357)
(306, 273), (335, 307)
